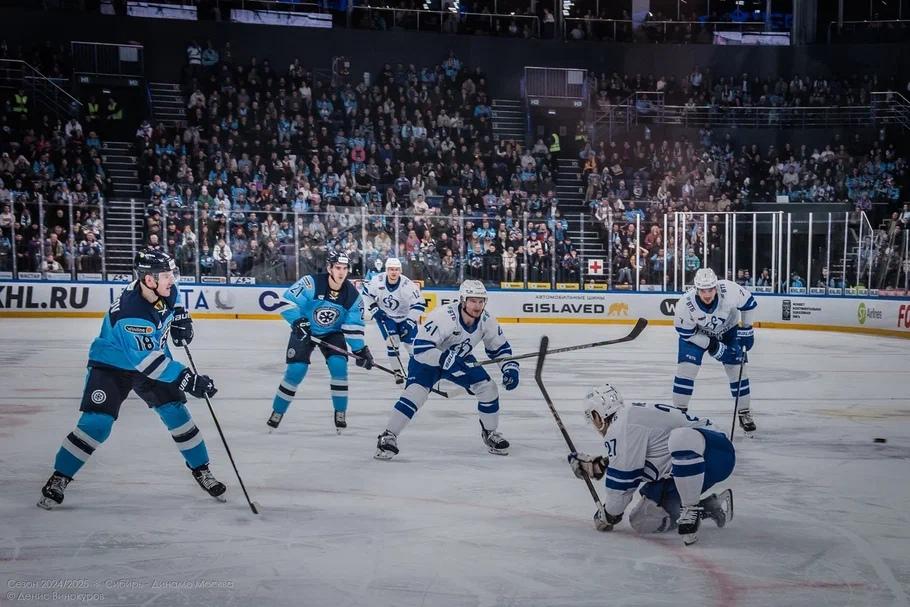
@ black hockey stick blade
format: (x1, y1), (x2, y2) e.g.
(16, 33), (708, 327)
(534, 336), (603, 508)
(478, 317), (648, 367)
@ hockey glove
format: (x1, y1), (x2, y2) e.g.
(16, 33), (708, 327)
(568, 452), (607, 480)
(440, 350), (476, 376)
(370, 305), (388, 324)
(737, 325), (754, 351)
(170, 306), (194, 346)
(708, 338), (744, 366)
(594, 506), (623, 532)
(353, 345), (374, 369)
(398, 319), (418, 344)
(291, 317), (311, 342)
(501, 362), (520, 391)
(175, 368), (218, 399)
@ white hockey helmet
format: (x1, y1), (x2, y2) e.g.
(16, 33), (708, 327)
(385, 257), (402, 270)
(458, 279), (488, 303)
(693, 268), (718, 290)
(584, 384), (624, 436)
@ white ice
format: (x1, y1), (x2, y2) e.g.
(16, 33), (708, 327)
(1, 318), (909, 607)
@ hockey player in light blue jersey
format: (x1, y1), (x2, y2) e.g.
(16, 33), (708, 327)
(374, 280), (519, 459)
(568, 384), (735, 545)
(673, 268), (758, 434)
(267, 251), (373, 433)
(38, 249), (222, 510)
(360, 257), (425, 382)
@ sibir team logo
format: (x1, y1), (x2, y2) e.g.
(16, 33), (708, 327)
(287, 348), (296, 359)
(91, 390), (107, 405)
(659, 298), (679, 316)
(314, 306), (340, 327)
(857, 302), (867, 324)
(781, 300), (792, 321)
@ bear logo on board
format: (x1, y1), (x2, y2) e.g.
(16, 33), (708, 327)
(607, 302), (629, 316)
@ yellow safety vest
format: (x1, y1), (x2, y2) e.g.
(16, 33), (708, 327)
(13, 93), (28, 113)
(108, 103), (122, 120)
(549, 133), (561, 153)
(87, 102), (99, 117)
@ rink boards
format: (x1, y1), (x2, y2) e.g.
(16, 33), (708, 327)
(1, 280), (908, 338)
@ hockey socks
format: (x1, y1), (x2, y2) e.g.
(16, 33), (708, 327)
(156, 402), (209, 470)
(273, 362), (309, 416)
(53, 411), (114, 479)
(327, 355), (348, 414)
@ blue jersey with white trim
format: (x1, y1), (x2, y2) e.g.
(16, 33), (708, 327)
(411, 303), (513, 369)
(87, 281), (186, 383)
(360, 273), (425, 322)
(674, 279), (756, 349)
(280, 273), (365, 350)
(601, 403), (714, 517)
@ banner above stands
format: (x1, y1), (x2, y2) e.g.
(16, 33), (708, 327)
(0, 282), (908, 338)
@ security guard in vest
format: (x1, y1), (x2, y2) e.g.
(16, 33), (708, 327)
(13, 88), (28, 116)
(106, 96), (123, 122)
(549, 131), (561, 154)
(86, 96), (100, 126)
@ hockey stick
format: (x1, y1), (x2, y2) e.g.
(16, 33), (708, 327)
(308, 334), (450, 398)
(534, 335), (605, 511)
(183, 345), (260, 515)
(474, 317), (648, 367)
(729, 352), (747, 442)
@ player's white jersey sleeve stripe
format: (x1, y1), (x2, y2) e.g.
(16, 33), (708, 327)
(72, 427), (101, 450)
(675, 326), (697, 336)
(643, 460), (660, 481)
(604, 467), (644, 490)
(738, 295), (757, 311)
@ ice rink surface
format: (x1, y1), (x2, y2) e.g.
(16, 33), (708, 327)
(1, 318), (909, 607)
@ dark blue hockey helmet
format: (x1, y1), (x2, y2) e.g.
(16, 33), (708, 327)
(326, 250), (350, 268)
(135, 248), (178, 280)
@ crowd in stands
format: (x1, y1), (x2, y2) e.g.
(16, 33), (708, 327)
(135, 44), (580, 286)
(591, 69), (906, 109)
(579, 128), (908, 287)
(0, 105), (110, 275)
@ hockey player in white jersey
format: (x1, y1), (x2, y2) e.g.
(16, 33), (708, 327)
(360, 258), (425, 382)
(568, 384), (735, 545)
(673, 268), (757, 433)
(374, 280), (519, 459)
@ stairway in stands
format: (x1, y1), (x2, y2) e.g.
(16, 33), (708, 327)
(148, 82), (186, 129)
(101, 141), (145, 274)
(491, 99), (526, 143)
(556, 157), (609, 283)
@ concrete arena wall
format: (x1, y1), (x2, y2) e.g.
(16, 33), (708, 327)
(1, 281), (909, 339)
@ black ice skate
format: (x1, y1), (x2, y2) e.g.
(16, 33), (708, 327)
(37, 472), (72, 510)
(700, 489), (733, 528)
(267, 411), (283, 431)
(334, 410), (347, 434)
(738, 410), (756, 436)
(375, 430), (399, 460)
(480, 421), (509, 456)
(677, 505), (703, 545)
(191, 464), (227, 502)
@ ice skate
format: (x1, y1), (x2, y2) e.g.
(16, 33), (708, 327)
(37, 472), (71, 510)
(267, 411), (283, 432)
(191, 464), (227, 502)
(677, 505), (703, 545)
(334, 410), (347, 434)
(375, 430), (399, 460)
(700, 489), (733, 528)
(480, 421), (509, 455)
(738, 410), (756, 436)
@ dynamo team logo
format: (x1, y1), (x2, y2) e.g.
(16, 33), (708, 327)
(381, 294), (401, 311)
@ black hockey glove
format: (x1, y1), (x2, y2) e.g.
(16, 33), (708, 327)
(353, 345), (374, 369)
(170, 306), (194, 347)
(292, 317), (311, 342)
(175, 368), (218, 399)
